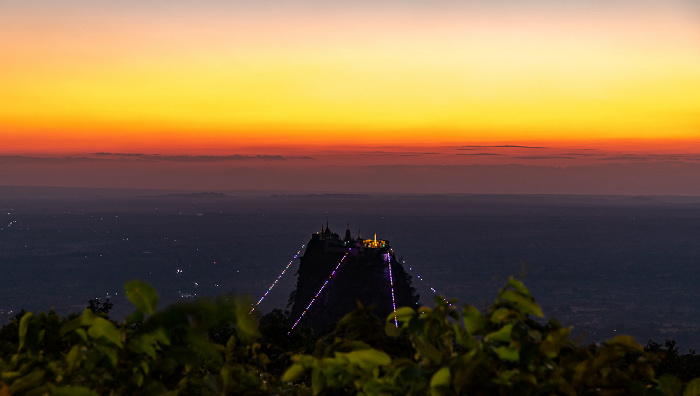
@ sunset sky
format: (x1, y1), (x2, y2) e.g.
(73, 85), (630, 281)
(1, 0), (699, 194)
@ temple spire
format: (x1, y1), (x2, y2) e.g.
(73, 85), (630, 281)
(344, 225), (353, 242)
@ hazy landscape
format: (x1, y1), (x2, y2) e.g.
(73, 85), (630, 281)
(2, 0), (699, 392)
(2, 186), (698, 349)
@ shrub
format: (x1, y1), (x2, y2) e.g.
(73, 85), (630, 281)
(2, 277), (699, 395)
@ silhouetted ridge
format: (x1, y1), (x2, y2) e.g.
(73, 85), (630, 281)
(289, 225), (418, 332)
(136, 192), (231, 199)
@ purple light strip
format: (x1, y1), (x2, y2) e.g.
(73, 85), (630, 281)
(406, 264), (450, 305)
(387, 255), (398, 327)
(250, 244), (305, 313)
(288, 252), (348, 333)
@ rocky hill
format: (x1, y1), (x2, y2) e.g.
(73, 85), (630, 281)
(289, 225), (418, 332)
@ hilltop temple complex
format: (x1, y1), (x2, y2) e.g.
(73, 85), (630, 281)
(289, 224), (418, 332)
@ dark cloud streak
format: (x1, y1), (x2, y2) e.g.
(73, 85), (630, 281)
(459, 145), (548, 149)
(513, 156), (576, 160)
(0, 153), (314, 164)
(456, 153), (501, 156)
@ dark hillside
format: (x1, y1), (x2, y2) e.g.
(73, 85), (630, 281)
(290, 225), (418, 332)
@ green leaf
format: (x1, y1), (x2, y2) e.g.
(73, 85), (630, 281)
(658, 374), (683, 396)
(65, 345), (82, 370)
(50, 385), (99, 396)
(462, 305), (486, 335)
(507, 277), (530, 295)
(124, 280), (159, 315)
(134, 371), (144, 388)
(454, 323), (475, 349)
(87, 317), (123, 348)
(17, 312), (34, 352)
(95, 344), (119, 368)
(684, 378), (700, 396)
(499, 290), (544, 317)
(540, 327), (572, 358)
(311, 367), (325, 396)
(74, 328), (88, 342)
(493, 346), (520, 362)
(485, 324), (513, 343)
(220, 366), (232, 391)
(1, 371), (22, 384)
(282, 363), (306, 382)
(234, 296), (260, 339)
(385, 321), (402, 338)
(80, 308), (96, 325)
(343, 349), (391, 370)
(186, 333), (223, 366)
(430, 367), (451, 388)
(123, 311), (144, 327)
(150, 326), (170, 345)
(9, 369), (44, 394)
(132, 337), (157, 359)
(392, 306), (415, 324)
(490, 308), (512, 324)
(414, 337), (444, 364)
(60, 316), (83, 336)
(607, 334), (643, 351)
(226, 334), (236, 351)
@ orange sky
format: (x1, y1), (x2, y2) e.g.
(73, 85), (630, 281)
(1, 1), (699, 194)
(1, 1), (699, 155)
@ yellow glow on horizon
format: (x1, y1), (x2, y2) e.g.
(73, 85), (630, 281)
(1, 3), (699, 151)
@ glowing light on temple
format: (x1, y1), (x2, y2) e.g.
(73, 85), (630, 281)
(362, 233), (387, 249)
(250, 244), (305, 313)
(387, 255), (398, 327)
(289, 252), (348, 333)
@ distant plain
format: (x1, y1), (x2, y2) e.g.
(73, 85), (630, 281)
(1, 186), (698, 349)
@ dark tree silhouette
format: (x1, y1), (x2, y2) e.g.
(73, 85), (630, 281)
(87, 298), (113, 319)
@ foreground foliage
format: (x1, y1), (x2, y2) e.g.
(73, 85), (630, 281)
(1, 278), (699, 395)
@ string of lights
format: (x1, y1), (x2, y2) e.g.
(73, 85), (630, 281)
(405, 262), (450, 305)
(250, 244), (305, 313)
(288, 252), (348, 334)
(387, 255), (398, 327)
